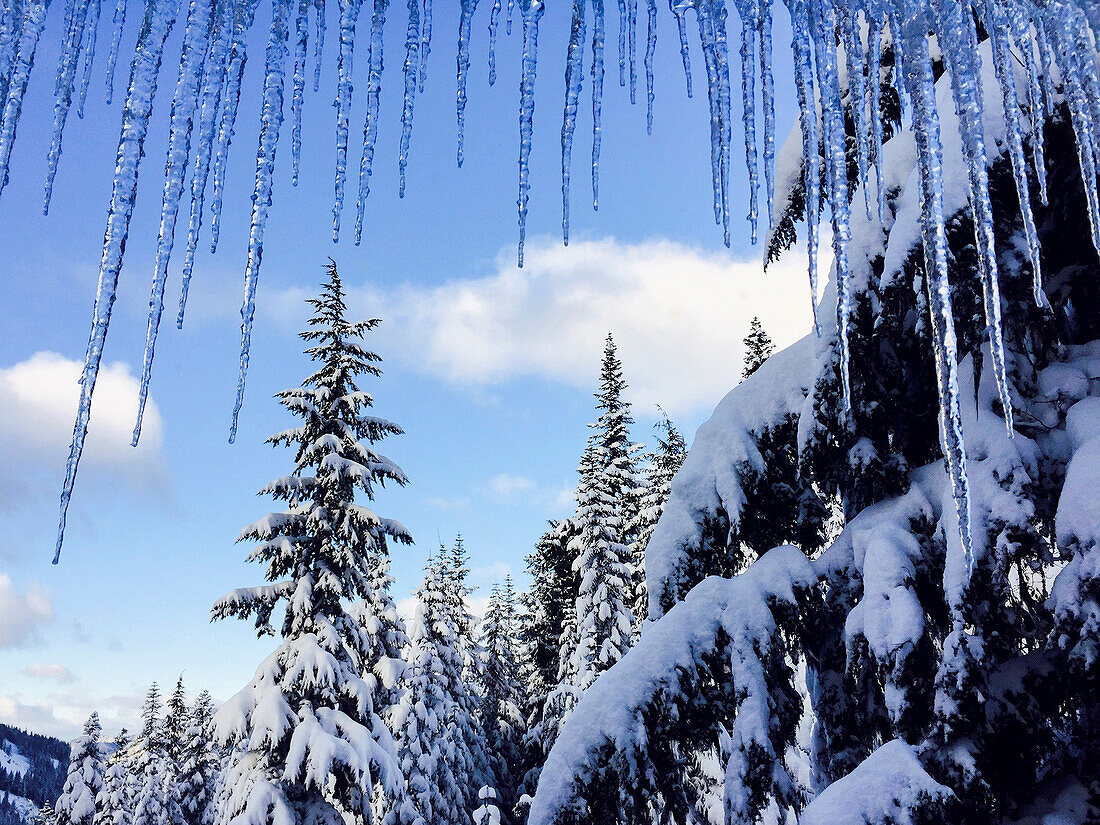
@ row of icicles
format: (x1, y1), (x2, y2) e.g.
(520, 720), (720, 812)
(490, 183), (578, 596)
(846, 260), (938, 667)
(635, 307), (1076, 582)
(0, 0), (1092, 568)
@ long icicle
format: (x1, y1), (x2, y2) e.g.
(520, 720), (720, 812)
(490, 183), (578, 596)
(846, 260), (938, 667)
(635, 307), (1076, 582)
(736, 7), (757, 243)
(352, 0), (387, 245)
(615, 0), (624, 86)
(456, 0), (478, 166)
(103, 0), (125, 103)
(787, 0), (819, 332)
(312, 0), (324, 90)
(290, 0), (309, 185)
(417, 0), (431, 90)
(644, 0), (654, 132)
(627, 0), (636, 102)
(671, 0), (691, 97)
(133, 0), (212, 444)
(398, 0), (418, 195)
(231, 0), (291, 441)
(758, 0), (772, 225)
(591, 0), (603, 210)
(868, 12), (885, 224)
(840, 6), (870, 219)
(177, 0), (233, 327)
(487, 0), (500, 84)
(0, 0), (27, 113)
(517, 0), (543, 266)
(561, 0), (585, 243)
(331, 0), (361, 240)
(75, 0), (100, 117)
(42, 0), (90, 213)
(0, 0), (51, 200)
(56, 0), (177, 563)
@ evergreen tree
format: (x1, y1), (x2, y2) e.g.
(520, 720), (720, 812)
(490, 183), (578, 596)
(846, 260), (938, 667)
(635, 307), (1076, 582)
(211, 262), (411, 825)
(131, 684), (175, 825)
(478, 578), (526, 814)
(35, 801), (56, 825)
(162, 677), (188, 765)
(630, 410), (687, 624)
(93, 730), (132, 825)
(54, 714), (103, 825)
(741, 316), (774, 379)
(176, 692), (217, 825)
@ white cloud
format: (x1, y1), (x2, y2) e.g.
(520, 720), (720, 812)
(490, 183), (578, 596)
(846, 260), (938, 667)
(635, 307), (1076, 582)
(0, 688), (146, 740)
(359, 236), (818, 415)
(22, 664), (76, 684)
(0, 575), (55, 648)
(487, 473), (537, 498)
(0, 351), (167, 506)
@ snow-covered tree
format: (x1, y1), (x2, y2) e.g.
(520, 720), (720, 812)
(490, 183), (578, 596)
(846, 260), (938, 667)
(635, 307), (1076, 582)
(389, 546), (489, 825)
(131, 684), (176, 825)
(176, 691), (217, 825)
(211, 262), (411, 825)
(162, 677), (188, 765)
(472, 787), (502, 825)
(54, 713), (103, 825)
(630, 411), (687, 624)
(93, 730), (132, 825)
(478, 578), (526, 813)
(35, 802), (56, 825)
(741, 317), (775, 379)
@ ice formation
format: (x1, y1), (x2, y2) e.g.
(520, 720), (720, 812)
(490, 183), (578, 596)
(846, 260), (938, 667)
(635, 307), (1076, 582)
(0, 0), (1086, 556)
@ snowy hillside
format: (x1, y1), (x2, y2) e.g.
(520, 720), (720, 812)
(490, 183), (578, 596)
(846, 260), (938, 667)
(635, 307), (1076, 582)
(0, 725), (68, 825)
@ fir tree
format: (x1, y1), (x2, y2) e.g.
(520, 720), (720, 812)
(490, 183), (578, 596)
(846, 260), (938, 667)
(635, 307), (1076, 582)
(741, 316), (774, 379)
(211, 262), (411, 825)
(478, 578), (526, 813)
(162, 676), (188, 765)
(176, 692), (217, 825)
(630, 410), (687, 624)
(54, 714), (103, 825)
(131, 684), (174, 825)
(35, 802), (56, 825)
(93, 730), (132, 825)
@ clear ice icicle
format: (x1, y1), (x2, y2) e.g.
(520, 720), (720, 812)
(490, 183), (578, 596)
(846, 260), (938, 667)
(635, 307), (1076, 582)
(210, 0), (261, 252)
(487, 0), (499, 84)
(398, 0), (418, 195)
(103, 0), (125, 103)
(231, 0), (291, 441)
(839, 7), (870, 220)
(561, 0), (585, 243)
(331, 0), (360, 240)
(506, 0), (512, 34)
(352, 0), (387, 245)
(417, 0), (430, 91)
(291, 0), (309, 185)
(591, 0), (603, 210)
(736, 13), (757, 243)
(644, 0), (654, 132)
(133, 0), (212, 444)
(903, 20), (973, 576)
(671, 0), (691, 97)
(456, 0), (478, 166)
(758, 0), (772, 225)
(0, 0), (27, 115)
(75, 0), (100, 117)
(868, 14), (885, 223)
(313, 0), (324, 90)
(43, 0), (90, 214)
(177, 0), (233, 327)
(616, 0), (624, 87)
(517, 0), (542, 266)
(0, 0), (52, 200)
(56, 0), (177, 563)
(788, 0), (819, 332)
(627, 0), (636, 103)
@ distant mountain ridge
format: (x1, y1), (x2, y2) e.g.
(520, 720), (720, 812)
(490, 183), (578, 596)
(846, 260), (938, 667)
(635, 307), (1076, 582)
(0, 723), (68, 825)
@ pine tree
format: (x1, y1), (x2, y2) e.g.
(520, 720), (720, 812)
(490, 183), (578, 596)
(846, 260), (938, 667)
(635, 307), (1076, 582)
(211, 262), (412, 825)
(176, 692), (217, 825)
(741, 316), (774, 379)
(35, 801), (56, 825)
(478, 578), (526, 813)
(93, 730), (132, 825)
(162, 677), (188, 765)
(54, 713), (103, 825)
(630, 410), (687, 624)
(131, 684), (173, 825)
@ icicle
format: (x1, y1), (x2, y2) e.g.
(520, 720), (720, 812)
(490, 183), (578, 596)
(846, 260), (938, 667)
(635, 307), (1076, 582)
(487, 0), (499, 84)
(868, 13), (885, 224)
(456, 0), (478, 166)
(398, 0), (418, 196)
(838, 8), (869, 220)
(591, 0), (603, 210)
(811, 0), (852, 409)
(352, 0), (387, 245)
(506, 0), (512, 34)
(644, 0), (654, 133)
(937, 0), (1014, 435)
(516, 0), (542, 266)
(103, 0), (125, 103)
(627, 0), (636, 103)
(787, 0), (819, 332)
(736, 12), (757, 243)
(1055, 8), (1100, 255)
(982, 0), (1042, 311)
(616, 0), (624, 86)
(671, 0), (691, 97)
(43, 0), (90, 214)
(331, 0), (360, 241)
(0, 0), (27, 112)
(230, 0), (291, 442)
(696, 2), (721, 228)
(210, 0), (261, 252)
(312, 0), (324, 90)
(290, 0), (309, 185)
(417, 0), (430, 91)
(133, 0), (212, 444)
(905, 15), (973, 576)
(1002, 2), (1047, 204)
(0, 0), (52, 200)
(56, 0), (177, 563)
(177, 0), (233, 328)
(75, 0), (100, 117)
(702, 0), (732, 247)
(561, 0), (585, 243)
(758, 0), (772, 225)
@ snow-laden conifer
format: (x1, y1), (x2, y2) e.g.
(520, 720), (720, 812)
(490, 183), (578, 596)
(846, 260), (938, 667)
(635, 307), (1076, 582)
(93, 730), (132, 825)
(55, 713), (104, 825)
(211, 261), (411, 825)
(741, 316), (775, 379)
(177, 691), (218, 825)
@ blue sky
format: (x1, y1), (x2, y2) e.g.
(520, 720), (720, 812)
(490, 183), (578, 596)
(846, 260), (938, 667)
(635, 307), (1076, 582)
(0, 0), (814, 738)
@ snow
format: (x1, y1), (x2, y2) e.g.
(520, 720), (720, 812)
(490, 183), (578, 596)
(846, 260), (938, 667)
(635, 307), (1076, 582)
(1, 741), (31, 777)
(799, 740), (953, 825)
